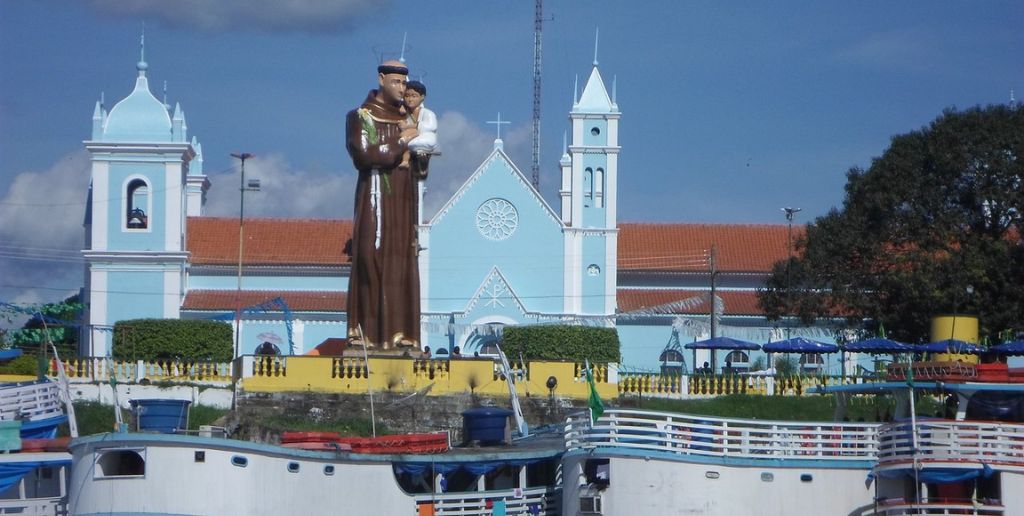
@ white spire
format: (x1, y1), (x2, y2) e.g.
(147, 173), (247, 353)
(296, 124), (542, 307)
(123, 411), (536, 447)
(573, 74), (579, 105)
(593, 27), (599, 66)
(399, 32), (408, 64)
(137, 25), (148, 76)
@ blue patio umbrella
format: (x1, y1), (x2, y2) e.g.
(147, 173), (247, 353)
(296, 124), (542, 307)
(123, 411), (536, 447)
(919, 339), (981, 354)
(0, 349), (23, 362)
(843, 338), (913, 354)
(989, 341), (1024, 356)
(762, 337), (839, 353)
(683, 337), (761, 350)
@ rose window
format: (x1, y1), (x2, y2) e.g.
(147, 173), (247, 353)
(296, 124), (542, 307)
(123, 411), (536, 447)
(475, 198), (519, 241)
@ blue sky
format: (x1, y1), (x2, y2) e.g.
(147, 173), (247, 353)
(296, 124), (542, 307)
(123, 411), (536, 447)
(0, 0), (1021, 312)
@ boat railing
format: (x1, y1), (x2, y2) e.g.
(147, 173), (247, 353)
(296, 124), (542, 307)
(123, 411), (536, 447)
(870, 498), (1004, 515)
(565, 408), (879, 461)
(412, 486), (559, 515)
(0, 380), (63, 422)
(0, 497), (67, 515)
(876, 420), (1024, 465)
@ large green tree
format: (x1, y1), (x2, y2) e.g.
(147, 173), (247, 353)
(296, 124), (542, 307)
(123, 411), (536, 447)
(759, 104), (1024, 343)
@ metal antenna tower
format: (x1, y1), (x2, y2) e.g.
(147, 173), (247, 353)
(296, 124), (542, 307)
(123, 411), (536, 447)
(531, 0), (543, 189)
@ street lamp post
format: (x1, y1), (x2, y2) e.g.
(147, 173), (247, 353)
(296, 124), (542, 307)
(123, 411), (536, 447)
(781, 207), (802, 340)
(231, 153), (258, 362)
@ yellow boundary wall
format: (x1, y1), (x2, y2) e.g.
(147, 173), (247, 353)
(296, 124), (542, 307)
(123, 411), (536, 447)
(240, 356), (618, 400)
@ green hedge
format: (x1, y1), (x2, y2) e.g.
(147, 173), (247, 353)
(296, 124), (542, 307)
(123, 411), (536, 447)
(501, 325), (620, 363)
(112, 319), (233, 362)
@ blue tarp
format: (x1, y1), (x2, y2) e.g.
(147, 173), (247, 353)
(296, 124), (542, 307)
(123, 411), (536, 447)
(843, 338), (913, 354)
(878, 463), (993, 484)
(762, 337), (838, 353)
(990, 341), (1024, 356)
(0, 460), (71, 493)
(919, 339), (981, 354)
(683, 337), (761, 350)
(394, 458), (543, 477)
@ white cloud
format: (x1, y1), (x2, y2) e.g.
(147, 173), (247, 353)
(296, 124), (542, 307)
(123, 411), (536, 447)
(421, 110), (533, 219)
(203, 153), (355, 220)
(837, 28), (938, 71)
(88, 0), (390, 32)
(0, 151), (90, 314)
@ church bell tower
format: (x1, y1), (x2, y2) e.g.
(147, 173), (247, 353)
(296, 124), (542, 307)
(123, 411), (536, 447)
(81, 34), (203, 355)
(560, 41), (620, 317)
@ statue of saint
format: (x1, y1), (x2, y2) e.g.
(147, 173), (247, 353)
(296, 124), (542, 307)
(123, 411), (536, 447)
(345, 60), (422, 349)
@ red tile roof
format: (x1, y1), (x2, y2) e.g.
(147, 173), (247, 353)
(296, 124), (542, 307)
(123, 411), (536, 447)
(617, 289), (765, 316)
(618, 222), (802, 273)
(186, 217), (799, 273)
(187, 217), (351, 266)
(182, 290), (347, 312)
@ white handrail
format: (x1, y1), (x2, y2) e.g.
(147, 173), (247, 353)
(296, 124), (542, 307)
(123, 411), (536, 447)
(876, 420), (1024, 465)
(870, 500), (1004, 515)
(565, 408), (880, 461)
(413, 486), (559, 515)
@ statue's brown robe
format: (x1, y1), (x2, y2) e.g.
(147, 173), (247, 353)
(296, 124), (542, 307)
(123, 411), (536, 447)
(345, 90), (420, 348)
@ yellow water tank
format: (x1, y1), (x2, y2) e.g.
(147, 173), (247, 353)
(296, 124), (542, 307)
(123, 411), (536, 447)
(930, 315), (979, 363)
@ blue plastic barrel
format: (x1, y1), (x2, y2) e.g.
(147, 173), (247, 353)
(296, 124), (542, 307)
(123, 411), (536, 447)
(462, 407), (512, 445)
(130, 399), (191, 434)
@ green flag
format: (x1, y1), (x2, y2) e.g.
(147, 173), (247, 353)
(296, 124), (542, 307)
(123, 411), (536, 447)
(586, 364), (604, 422)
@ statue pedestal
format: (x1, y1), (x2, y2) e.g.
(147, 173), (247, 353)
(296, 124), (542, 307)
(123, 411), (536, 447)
(343, 347), (425, 359)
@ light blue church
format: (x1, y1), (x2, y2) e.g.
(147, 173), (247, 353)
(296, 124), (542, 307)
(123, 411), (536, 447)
(81, 46), (831, 374)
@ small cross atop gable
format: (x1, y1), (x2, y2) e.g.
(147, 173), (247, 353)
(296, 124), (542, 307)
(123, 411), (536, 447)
(428, 146), (561, 229)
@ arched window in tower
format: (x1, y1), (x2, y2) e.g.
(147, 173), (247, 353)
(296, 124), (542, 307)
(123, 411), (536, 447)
(595, 168), (605, 208)
(126, 179), (149, 229)
(583, 167), (593, 207)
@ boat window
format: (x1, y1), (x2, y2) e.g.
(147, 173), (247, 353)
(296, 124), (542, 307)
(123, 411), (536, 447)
(484, 464), (518, 490)
(800, 473), (813, 482)
(194, 451), (205, 463)
(392, 465), (435, 494)
(324, 465), (335, 476)
(442, 469), (480, 493)
(95, 450), (145, 478)
(705, 471), (720, 479)
(584, 459), (610, 488)
(287, 462), (300, 473)
(526, 459), (559, 488)
(760, 472), (774, 482)
(231, 456), (248, 467)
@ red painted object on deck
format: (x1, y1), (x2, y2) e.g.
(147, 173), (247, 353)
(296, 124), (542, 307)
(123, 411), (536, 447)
(279, 431), (449, 454)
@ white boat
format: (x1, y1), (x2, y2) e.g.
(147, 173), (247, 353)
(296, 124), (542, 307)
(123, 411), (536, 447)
(67, 428), (564, 515)
(562, 361), (1024, 515)
(0, 380), (73, 515)
(561, 409), (880, 514)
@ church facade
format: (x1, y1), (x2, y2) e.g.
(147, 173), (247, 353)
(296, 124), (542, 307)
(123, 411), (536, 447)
(81, 51), (830, 374)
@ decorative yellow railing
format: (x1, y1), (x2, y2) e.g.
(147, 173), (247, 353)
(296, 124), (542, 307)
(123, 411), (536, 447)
(240, 355), (612, 399)
(618, 373), (880, 397)
(46, 356), (886, 400)
(50, 357), (232, 384)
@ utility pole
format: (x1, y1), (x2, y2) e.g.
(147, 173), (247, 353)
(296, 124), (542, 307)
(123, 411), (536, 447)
(231, 153), (258, 411)
(709, 245), (718, 371)
(531, 0), (543, 189)
(782, 207), (802, 339)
